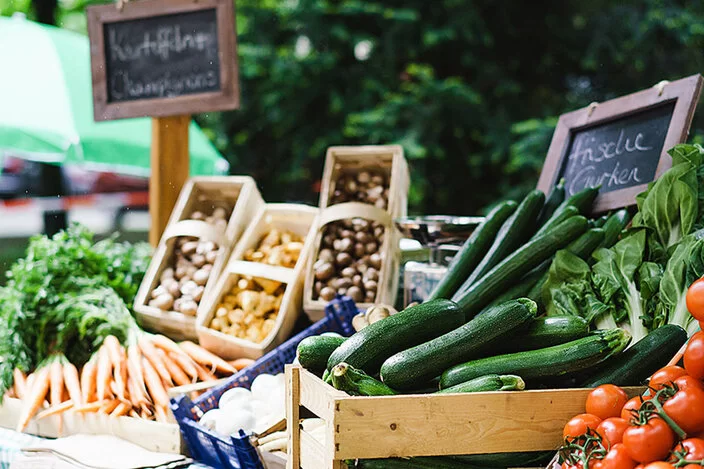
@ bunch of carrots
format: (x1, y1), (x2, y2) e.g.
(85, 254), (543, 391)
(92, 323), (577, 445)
(7, 334), (255, 433)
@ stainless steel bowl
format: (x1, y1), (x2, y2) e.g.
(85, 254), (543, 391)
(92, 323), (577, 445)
(394, 215), (485, 245)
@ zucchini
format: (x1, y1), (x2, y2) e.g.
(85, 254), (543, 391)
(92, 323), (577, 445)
(524, 260), (552, 306)
(439, 329), (631, 389)
(450, 451), (554, 467)
(297, 335), (347, 373)
(558, 186), (600, 215)
(487, 262), (549, 307)
(437, 374), (525, 393)
(592, 215), (609, 228)
(600, 209), (631, 249)
(327, 299), (464, 375)
(356, 457), (492, 468)
(330, 363), (396, 396)
(567, 228), (606, 260)
(579, 324), (687, 387)
(493, 316), (589, 354)
(452, 216), (589, 320)
(380, 299), (537, 390)
(456, 191), (545, 297)
(428, 201), (517, 300)
(537, 179), (565, 228)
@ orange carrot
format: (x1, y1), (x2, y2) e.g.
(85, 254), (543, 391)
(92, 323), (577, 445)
(62, 362), (82, 407)
(151, 335), (186, 358)
(129, 409), (140, 418)
(13, 369), (27, 400)
(168, 352), (199, 382)
(138, 337), (173, 386)
(110, 402), (131, 418)
(99, 399), (120, 414)
(16, 365), (51, 432)
(154, 405), (169, 423)
(141, 357), (169, 408)
(36, 400), (74, 420)
(81, 359), (97, 403)
(126, 344), (148, 398)
(104, 336), (126, 401)
(192, 362), (217, 382)
(72, 401), (106, 413)
(96, 346), (113, 401)
(229, 358), (255, 371)
(154, 348), (190, 387)
(49, 359), (65, 434)
(179, 341), (236, 374)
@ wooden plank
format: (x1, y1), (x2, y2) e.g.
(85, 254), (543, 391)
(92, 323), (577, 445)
(331, 388), (642, 460)
(298, 368), (346, 421)
(149, 115), (190, 246)
(286, 365), (301, 469)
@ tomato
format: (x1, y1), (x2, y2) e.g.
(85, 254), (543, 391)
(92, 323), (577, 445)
(684, 332), (704, 380)
(622, 397), (643, 421)
(623, 417), (676, 463)
(642, 463), (674, 469)
(563, 461), (584, 469)
(670, 438), (704, 462)
(673, 375), (704, 392)
(598, 418), (631, 447)
(649, 366), (688, 391)
(591, 459), (605, 469)
(686, 278), (704, 322)
(600, 444), (637, 469)
(662, 386), (704, 435)
(564, 414), (603, 439)
(588, 385), (630, 420)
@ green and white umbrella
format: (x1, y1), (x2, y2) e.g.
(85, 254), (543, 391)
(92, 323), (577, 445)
(0, 13), (229, 176)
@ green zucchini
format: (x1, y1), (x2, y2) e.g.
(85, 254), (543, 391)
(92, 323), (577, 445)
(452, 216), (589, 320)
(458, 191), (545, 292)
(558, 186), (600, 215)
(297, 335), (347, 373)
(330, 363), (396, 396)
(428, 201), (517, 301)
(380, 299), (537, 390)
(537, 179), (565, 228)
(579, 324), (687, 387)
(567, 228), (606, 260)
(439, 328), (631, 389)
(450, 451), (554, 467)
(327, 299), (464, 375)
(437, 374), (525, 393)
(355, 456), (492, 468)
(533, 205), (579, 238)
(592, 215), (609, 228)
(493, 316), (589, 354)
(600, 209), (631, 249)
(487, 262), (549, 307)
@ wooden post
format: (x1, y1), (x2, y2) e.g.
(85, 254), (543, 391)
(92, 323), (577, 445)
(149, 115), (190, 246)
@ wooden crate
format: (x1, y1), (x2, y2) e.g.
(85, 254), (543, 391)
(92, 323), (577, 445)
(285, 365), (642, 469)
(134, 176), (264, 341)
(304, 146), (409, 321)
(0, 397), (182, 454)
(196, 204), (319, 359)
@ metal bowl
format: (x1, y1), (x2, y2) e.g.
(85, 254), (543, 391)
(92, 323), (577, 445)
(394, 215), (485, 245)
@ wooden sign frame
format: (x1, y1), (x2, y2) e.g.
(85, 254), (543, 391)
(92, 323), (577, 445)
(537, 74), (703, 213)
(87, 0), (239, 121)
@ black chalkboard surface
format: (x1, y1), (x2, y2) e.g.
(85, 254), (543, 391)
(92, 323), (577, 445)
(558, 101), (675, 197)
(104, 9), (220, 103)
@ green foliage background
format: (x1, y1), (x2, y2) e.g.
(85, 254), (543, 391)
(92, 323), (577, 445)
(4, 0), (704, 215)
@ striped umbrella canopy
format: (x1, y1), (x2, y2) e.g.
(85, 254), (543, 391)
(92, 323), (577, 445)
(0, 13), (229, 176)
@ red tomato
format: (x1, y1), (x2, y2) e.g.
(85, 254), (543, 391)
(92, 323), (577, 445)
(649, 366), (688, 391)
(564, 414), (603, 439)
(686, 278), (704, 322)
(642, 463), (674, 469)
(598, 418), (631, 447)
(588, 385), (630, 420)
(670, 438), (704, 462)
(663, 386), (704, 434)
(683, 332), (704, 380)
(623, 417), (676, 463)
(622, 397), (643, 421)
(634, 465), (645, 469)
(673, 375), (704, 392)
(600, 444), (637, 469)
(591, 459), (605, 469)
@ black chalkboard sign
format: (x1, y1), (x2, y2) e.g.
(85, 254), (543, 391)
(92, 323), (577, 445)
(538, 75), (703, 213)
(87, 0), (239, 121)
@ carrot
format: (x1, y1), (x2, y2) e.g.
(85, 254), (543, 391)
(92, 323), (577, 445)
(229, 358), (255, 371)
(126, 344), (148, 400)
(16, 365), (51, 432)
(72, 401), (106, 413)
(13, 369), (27, 400)
(104, 336), (126, 401)
(36, 400), (74, 420)
(179, 341), (236, 374)
(138, 337), (173, 386)
(192, 362), (218, 382)
(81, 359), (97, 403)
(95, 346), (113, 401)
(99, 399), (120, 414)
(129, 409), (140, 419)
(155, 348), (190, 387)
(62, 362), (82, 407)
(49, 358), (65, 434)
(168, 352), (199, 382)
(151, 334), (186, 358)
(141, 357), (169, 409)
(154, 405), (169, 423)
(110, 402), (131, 418)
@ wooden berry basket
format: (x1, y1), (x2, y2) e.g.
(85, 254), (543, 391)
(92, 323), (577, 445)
(304, 145), (409, 321)
(285, 365), (642, 469)
(196, 204), (319, 359)
(134, 176), (264, 341)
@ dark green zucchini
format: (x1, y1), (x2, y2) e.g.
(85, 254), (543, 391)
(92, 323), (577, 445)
(330, 363), (396, 396)
(428, 201), (517, 301)
(558, 186), (600, 215)
(579, 324), (687, 387)
(537, 179), (565, 228)
(380, 299), (537, 390)
(327, 299), (464, 375)
(600, 209), (631, 249)
(567, 228), (606, 260)
(355, 456), (494, 468)
(452, 216), (589, 320)
(437, 374), (525, 393)
(492, 316), (589, 354)
(533, 205), (579, 238)
(450, 451), (554, 467)
(487, 262), (549, 307)
(439, 329), (631, 389)
(297, 335), (347, 373)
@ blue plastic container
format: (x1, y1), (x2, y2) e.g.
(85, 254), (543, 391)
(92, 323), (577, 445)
(170, 297), (358, 469)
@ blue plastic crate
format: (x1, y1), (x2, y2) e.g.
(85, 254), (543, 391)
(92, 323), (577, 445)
(170, 297), (358, 469)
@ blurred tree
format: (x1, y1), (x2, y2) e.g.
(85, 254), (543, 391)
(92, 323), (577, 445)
(3, 0), (704, 215)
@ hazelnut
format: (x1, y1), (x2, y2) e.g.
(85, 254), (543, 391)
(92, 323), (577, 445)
(371, 174), (384, 185)
(369, 253), (382, 270)
(334, 278), (353, 290)
(338, 288), (349, 296)
(338, 238), (353, 253)
(318, 249), (335, 263)
(341, 266), (357, 278)
(320, 287), (336, 301)
(354, 243), (366, 257)
(344, 178), (357, 193)
(365, 242), (378, 254)
(355, 231), (369, 243)
(364, 268), (379, 282)
(346, 286), (363, 303)
(364, 280), (378, 292)
(314, 281), (323, 295)
(315, 262), (335, 281)
(352, 275), (363, 288)
(336, 252), (353, 267)
(365, 291), (377, 303)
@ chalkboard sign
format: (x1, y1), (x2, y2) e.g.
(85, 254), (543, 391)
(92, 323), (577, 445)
(87, 0), (238, 121)
(538, 75), (703, 213)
